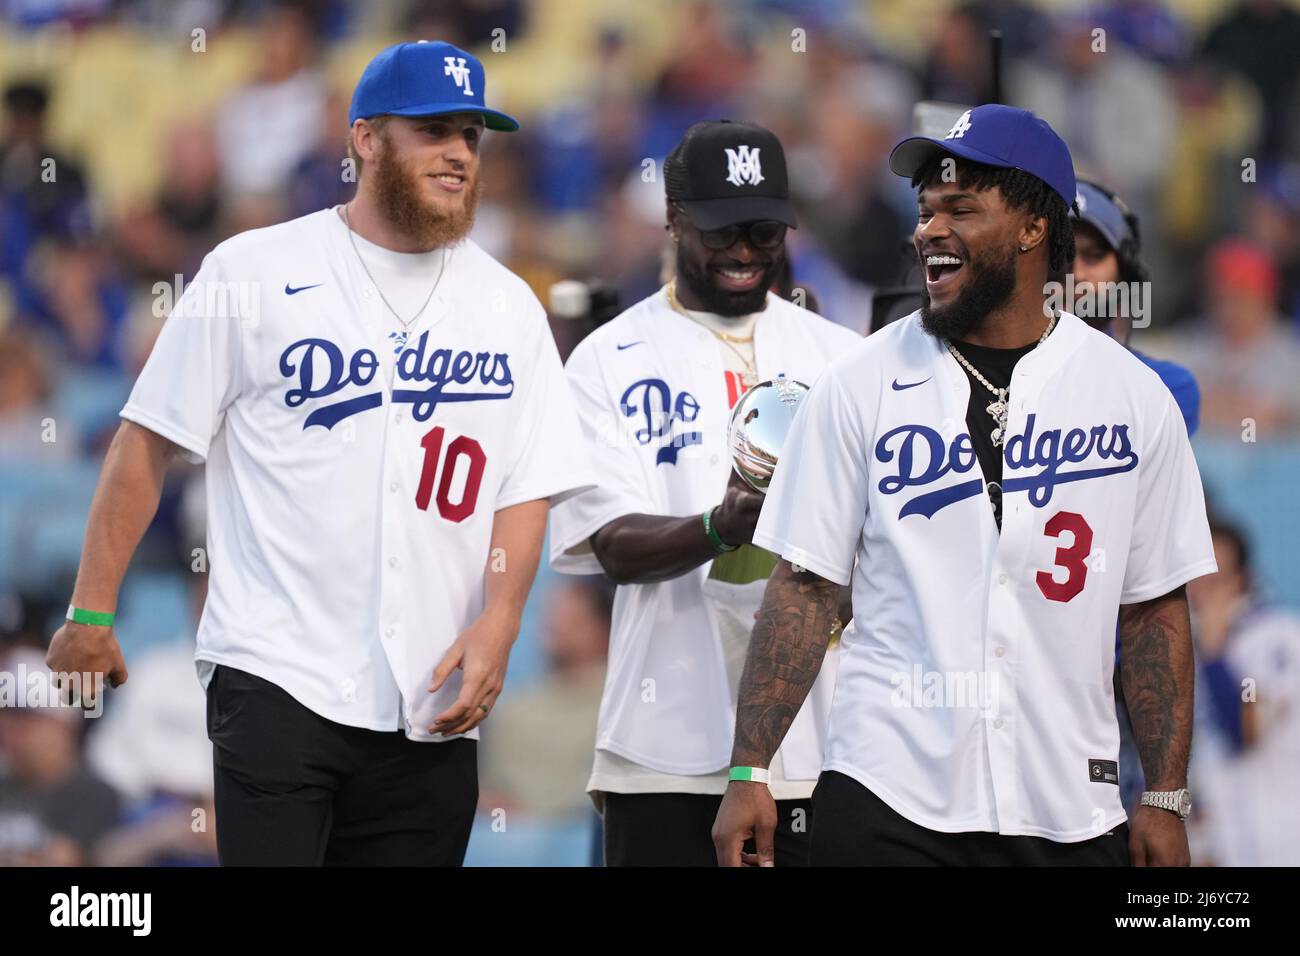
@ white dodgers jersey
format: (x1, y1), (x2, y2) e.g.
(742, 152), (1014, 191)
(550, 289), (861, 779)
(753, 310), (1217, 841)
(121, 209), (593, 741)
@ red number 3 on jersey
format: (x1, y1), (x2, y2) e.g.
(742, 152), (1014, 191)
(1036, 510), (1094, 603)
(416, 425), (486, 522)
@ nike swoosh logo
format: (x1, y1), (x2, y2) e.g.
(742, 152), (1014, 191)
(285, 282), (323, 295)
(616, 342), (643, 351)
(891, 376), (931, 391)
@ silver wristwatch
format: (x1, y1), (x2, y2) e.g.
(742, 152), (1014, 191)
(1140, 788), (1192, 821)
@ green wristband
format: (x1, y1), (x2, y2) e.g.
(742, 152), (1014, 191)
(67, 605), (115, 627)
(729, 766), (771, 784)
(702, 507), (738, 553)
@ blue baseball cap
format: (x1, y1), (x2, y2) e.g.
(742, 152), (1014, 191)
(889, 104), (1076, 208)
(349, 41), (519, 132)
(1070, 180), (1134, 253)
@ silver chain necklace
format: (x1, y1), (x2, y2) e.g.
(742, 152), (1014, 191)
(342, 203), (447, 334)
(946, 312), (1058, 447)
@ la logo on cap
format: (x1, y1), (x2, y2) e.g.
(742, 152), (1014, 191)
(725, 146), (764, 187)
(945, 110), (973, 140)
(444, 56), (473, 95)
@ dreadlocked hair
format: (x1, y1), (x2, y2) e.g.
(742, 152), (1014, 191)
(912, 156), (1075, 284)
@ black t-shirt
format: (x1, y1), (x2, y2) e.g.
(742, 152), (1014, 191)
(949, 338), (1037, 530)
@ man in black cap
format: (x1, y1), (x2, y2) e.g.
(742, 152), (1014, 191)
(549, 120), (858, 866)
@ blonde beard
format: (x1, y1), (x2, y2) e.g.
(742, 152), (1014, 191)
(371, 139), (482, 250)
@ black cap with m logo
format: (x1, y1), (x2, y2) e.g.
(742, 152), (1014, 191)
(665, 120), (796, 230)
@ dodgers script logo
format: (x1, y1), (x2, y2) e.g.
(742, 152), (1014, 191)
(875, 414), (1138, 518)
(620, 378), (701, 466)
(279, 331), (513, 429)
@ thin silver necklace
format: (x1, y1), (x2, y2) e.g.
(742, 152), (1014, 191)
(342, 203), (447, 332)
(946, 312), (1058, 447)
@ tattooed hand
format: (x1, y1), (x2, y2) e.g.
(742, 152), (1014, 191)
(1118, 585), (1194, 867)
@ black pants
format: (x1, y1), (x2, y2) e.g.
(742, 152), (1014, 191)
(810, 771), (1130, 866)
(602, 791), (813, 866)
(207, 665), (477, 866)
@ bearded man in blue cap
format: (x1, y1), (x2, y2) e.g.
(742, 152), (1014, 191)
(45, 41), (594, 866)
(712, 105), (1217, 867)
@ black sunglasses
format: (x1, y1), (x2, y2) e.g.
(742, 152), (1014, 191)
(673, 205), (788, 250)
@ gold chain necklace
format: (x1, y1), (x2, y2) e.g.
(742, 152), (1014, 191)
(665, 280), (759, 387)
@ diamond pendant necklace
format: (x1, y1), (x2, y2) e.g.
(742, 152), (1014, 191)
(946, 312), (1058, 447)
(343, 203), (446, 351)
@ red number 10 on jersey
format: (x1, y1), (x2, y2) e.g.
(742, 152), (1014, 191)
(416, 425), (486, 522)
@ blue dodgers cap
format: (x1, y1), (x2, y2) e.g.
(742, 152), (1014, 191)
(349, 40), (519, 131)
(1070, 180), (1135, 253)
(889, 104), (1076, 208)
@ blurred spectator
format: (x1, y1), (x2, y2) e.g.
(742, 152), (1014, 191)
(652, 0), (756, 117)
(1092, 0), (1191, 65)
(1200, 0), (1300, 161)
(965, 0), (1055, 60)
(1166, 239), (1300, 436)
(0, 645), (120, 865)
(1158, 61), (1261, 307)
(0, 80), (91, 280)
(478, 578), (610, 819)
(919, 3), (997, 106)
(2, 0), (112, 29)
(288, 90), (355, 220)
(114, 118), (223, 283)
(15, 234), (132, 371)
(1242, 163), (1300, 324)
(0, 330), (79, 463)
(1188, 519), (1300, 866)
(1013, 17), (1176, 220)
(799, 64), (912, 289)
(214, 1), (327, 217)
(401, 0), (528, 49)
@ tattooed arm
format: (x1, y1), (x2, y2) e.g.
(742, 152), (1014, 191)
(1118, 584), (1194, 866)
(732, 561), (842, 767)
(712, 559), (842, 866)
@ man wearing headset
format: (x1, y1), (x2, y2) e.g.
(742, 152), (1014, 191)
(1071, 179), (1201, 816)
(1070, 180), (1200, 435)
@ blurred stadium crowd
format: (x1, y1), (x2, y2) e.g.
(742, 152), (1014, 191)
(0, 0), (1298, 866)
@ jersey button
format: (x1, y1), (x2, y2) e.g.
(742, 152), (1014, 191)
(994, 718), (1005, 730)
(995, 646), (1005, 658)
(388, 556), (399, 568)
(385, 626), (395, 639)
(997, 573), (1009, 585)
(389, 481), (399, 493)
